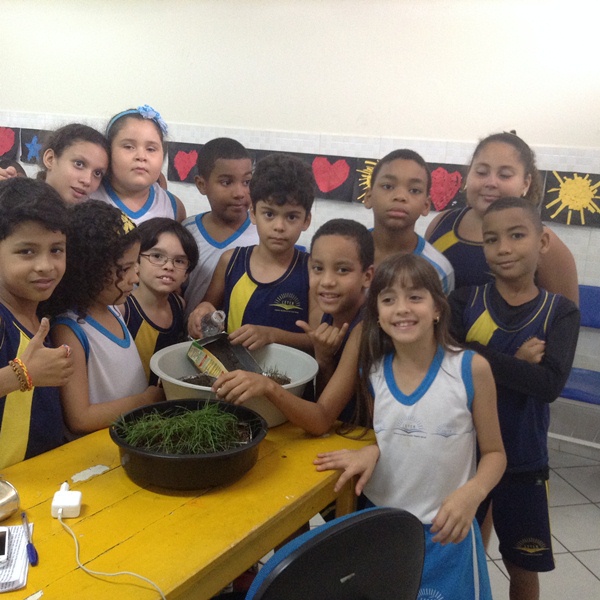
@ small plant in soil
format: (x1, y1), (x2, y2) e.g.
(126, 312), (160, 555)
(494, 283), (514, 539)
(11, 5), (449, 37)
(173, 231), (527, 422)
(261, 367), (291, 386)
(113, 404), (254, 455)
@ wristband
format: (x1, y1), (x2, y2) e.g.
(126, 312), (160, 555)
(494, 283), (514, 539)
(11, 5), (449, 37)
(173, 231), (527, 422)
(11, 358), (33, 392)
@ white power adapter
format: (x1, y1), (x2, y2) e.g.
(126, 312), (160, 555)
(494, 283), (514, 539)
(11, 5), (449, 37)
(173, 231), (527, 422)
(51, 482), (82, 518)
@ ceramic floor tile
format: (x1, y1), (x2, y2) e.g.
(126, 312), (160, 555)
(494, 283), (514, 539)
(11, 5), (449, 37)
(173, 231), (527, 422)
(574, 549), (600, 579)
(486, 527), (502, 560)
(554, 465), (600, 502)
(550, 504), (600, 551)
(549, 448), (600, 468)
(487, 559), (510, 597)
(551, 535), (568, 554)
(549, 470), (592, 506)
(540, 553), (600, 599)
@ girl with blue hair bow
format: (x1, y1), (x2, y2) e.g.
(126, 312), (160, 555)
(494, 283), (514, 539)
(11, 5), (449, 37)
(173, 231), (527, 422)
(90, 105), (186, 224)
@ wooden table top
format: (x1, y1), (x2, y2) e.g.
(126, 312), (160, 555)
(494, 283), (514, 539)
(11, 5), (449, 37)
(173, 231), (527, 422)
(1, 422), (373, 599)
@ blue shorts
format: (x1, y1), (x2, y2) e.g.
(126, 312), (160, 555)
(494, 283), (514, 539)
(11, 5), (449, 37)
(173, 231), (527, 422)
(477, 468), (555, 572)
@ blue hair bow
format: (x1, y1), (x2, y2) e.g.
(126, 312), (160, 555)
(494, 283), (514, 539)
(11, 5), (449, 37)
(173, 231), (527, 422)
(106, 104), (168, 135)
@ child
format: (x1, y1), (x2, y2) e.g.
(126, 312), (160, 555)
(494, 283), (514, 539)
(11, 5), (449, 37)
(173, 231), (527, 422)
(187, 153), (314, 351)
(38, 123), (109, 204)
(182, 137), (258, 321)
(297, 218), (373, 395)
(0, 159), (27, 178)
(426, 132), (579, 303)
(0, 178), (73, 468)
(314, 253), (506, 600)
(120, 217), (199, 384)
(90, 105), (186, 224)
(448, 197), (580, 599)
(365, 148), (454, 294)
(213, 218), (374, 427)
(46, 201), (164, 436)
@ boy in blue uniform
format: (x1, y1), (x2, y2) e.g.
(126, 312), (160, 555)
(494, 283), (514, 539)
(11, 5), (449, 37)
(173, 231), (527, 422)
(365, 149), (454, 294)
(121, 217), (199, 384)
(182, 138), (259, 322)
(449, 196), (580, 600)
(0, 178), (73, 468)
(188, 154), (314, 351)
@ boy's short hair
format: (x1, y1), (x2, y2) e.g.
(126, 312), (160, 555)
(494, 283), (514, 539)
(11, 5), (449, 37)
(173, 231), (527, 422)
(311, 218), (374, 271)
(484, 196), (543, 233)
(136, 217), (199, 273)
(0, 178), (69, 241)
(370, 149), (432, 195)
(250, 153), (315, 213)
(196, 138), (250, 180)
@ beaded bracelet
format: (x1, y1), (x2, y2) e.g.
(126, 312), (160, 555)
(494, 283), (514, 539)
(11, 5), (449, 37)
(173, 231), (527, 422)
(9, 358), (33, 392)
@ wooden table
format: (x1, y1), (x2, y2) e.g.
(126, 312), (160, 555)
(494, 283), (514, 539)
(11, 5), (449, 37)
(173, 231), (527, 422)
(1, 423), (373, 599)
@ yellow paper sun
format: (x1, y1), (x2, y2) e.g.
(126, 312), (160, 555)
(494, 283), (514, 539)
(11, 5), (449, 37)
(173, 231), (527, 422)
(356, 160), (378, 202)
(546, 172), (600, 225)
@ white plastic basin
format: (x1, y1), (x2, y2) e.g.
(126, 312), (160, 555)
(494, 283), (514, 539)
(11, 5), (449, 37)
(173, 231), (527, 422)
(150, 342), (318, 427)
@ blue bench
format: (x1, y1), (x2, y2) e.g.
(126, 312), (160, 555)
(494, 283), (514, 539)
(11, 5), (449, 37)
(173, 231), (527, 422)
(560, 285), (600, 406)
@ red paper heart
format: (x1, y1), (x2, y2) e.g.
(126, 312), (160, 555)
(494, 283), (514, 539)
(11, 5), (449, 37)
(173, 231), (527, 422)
(0, 127), (16, 157)
(174, 150), (198, 181)
(430, 167), (462, 211)
(312, 157), (350, 193)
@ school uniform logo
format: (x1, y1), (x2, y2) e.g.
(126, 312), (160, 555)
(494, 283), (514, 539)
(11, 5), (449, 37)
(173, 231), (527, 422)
(418, 588), (445, 600)
(270, 293), (303, 313)
(393, 418), (426, 437)
(515, 537), (550, 555)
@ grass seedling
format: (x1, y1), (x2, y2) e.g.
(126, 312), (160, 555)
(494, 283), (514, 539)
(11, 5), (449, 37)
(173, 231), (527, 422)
(114, 404), (254, 455)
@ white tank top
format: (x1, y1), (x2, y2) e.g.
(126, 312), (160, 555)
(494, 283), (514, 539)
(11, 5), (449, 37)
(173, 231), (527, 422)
(364, 347), (476, 523)
(89, 181), (177, 224)
(55, 307), (148, 406)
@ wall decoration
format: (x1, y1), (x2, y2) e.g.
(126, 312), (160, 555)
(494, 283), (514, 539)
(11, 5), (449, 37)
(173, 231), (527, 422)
(543, 171), (600, 227)
(353, 158), (377, 203)
(20, 129), (49, 164)
(429, 164), (465, 211)
(167, 142), (202, 183)
(0, 127), (18, 160)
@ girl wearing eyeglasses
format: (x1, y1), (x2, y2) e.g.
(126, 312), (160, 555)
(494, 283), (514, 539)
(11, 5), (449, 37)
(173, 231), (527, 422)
(120, 218), (199, 383)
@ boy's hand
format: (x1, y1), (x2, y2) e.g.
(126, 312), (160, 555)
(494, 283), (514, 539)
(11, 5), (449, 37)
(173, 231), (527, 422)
(20, 318), (74, 387)
(515, 337), (545, 364)
(213, 370), (272, 404)
(0, 166), (18, 181)
(430, 484), (482, 545)
(314, 445), (380, 495)
(229, 324), (274, 350)
(296, 320), (349, 366)
(187, 302), (218, 339)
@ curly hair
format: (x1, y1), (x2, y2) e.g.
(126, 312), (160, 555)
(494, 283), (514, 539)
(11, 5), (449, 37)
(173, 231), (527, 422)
(41, 201), (140, 318)
(249, 153), (314, 213)
(468, 132), (543, 206)
(0, 178), (69, 241)
(353, 254), (458, 429)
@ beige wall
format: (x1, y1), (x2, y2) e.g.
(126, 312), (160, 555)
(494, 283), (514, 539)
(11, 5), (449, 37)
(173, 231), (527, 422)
(1, 0), (598, 147)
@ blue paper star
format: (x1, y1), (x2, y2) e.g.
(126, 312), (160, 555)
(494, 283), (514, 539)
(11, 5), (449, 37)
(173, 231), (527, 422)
(26, 135), (42, 161)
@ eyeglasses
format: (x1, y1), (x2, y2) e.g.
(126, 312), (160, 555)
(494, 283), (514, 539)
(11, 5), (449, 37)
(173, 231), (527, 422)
(140, 252), (190, 271)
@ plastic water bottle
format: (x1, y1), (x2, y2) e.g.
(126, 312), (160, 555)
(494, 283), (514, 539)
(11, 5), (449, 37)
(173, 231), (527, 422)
(200, 310), (226, 338)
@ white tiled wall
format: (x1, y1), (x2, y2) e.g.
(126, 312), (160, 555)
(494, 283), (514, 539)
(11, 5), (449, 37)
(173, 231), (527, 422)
(2, 109), (599, 291)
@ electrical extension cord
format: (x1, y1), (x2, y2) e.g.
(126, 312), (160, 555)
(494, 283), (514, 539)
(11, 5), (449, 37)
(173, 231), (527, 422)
(52, 483), (166, 599)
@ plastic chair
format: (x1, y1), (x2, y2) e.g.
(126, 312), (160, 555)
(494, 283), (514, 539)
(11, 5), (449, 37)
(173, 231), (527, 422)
(246, 506), (425, 600)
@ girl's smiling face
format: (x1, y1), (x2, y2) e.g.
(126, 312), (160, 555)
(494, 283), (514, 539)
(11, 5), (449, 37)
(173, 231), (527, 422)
(466, 141), (532, 217)
(43, 141), (108, 204)
(109, 118), (164, 194)
(376, 279), (440, 348)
